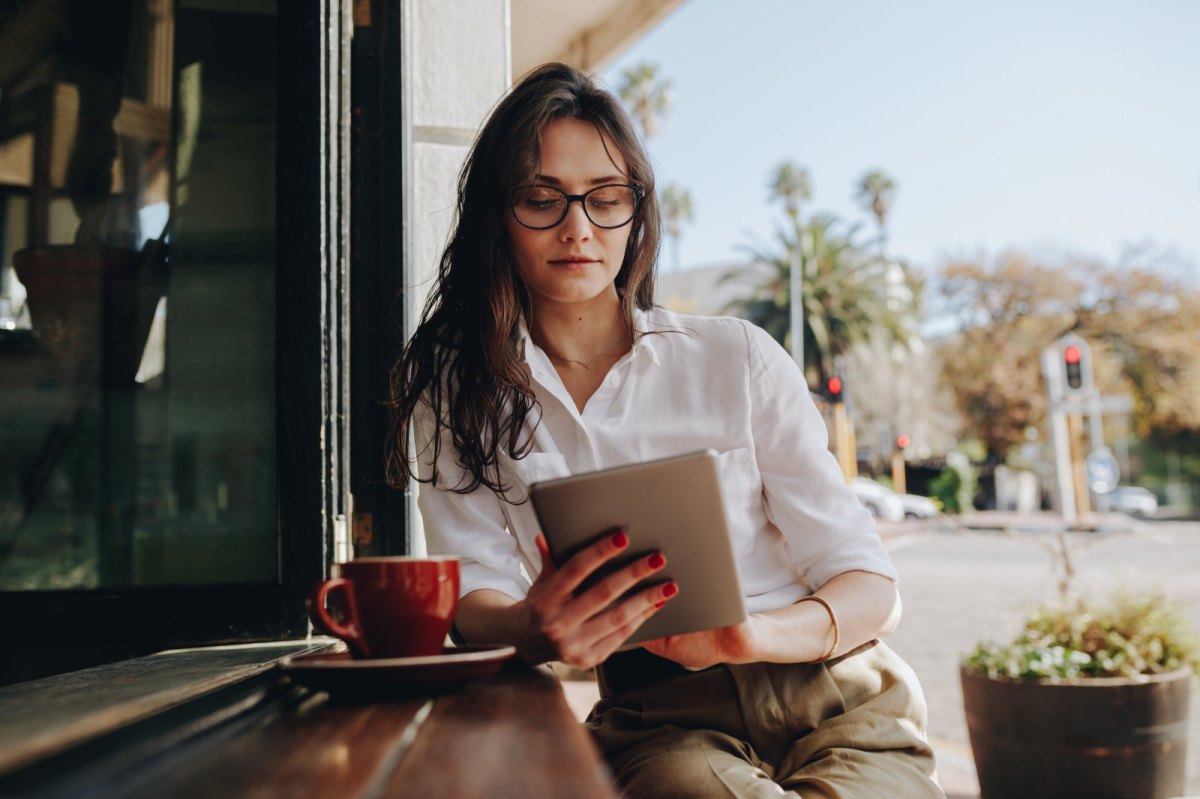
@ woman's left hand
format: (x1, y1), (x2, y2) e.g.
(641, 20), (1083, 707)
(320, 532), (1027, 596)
(644, 571), (903, 668)
(641, 616), (764, 669)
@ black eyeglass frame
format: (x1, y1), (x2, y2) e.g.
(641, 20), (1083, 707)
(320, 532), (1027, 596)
(509, 183), (645, 230)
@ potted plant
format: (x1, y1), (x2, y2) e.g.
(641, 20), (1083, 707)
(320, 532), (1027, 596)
(961, 571), (1199, 799)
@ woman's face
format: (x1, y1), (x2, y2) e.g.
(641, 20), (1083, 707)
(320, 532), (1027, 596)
(505, 117), (635, 312)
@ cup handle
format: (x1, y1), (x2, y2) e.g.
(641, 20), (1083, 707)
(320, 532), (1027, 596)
(307, 578), (370, 658)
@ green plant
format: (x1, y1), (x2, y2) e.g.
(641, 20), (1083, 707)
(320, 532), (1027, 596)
(722, 213), (916, 390)
(964, 593), (1200, 681)
(929, 466), (963, 514)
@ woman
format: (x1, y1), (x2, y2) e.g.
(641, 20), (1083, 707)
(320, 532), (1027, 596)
(388, 63), (943, 799)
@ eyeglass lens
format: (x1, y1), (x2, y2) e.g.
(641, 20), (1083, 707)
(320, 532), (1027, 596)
(512, 185), (638, 229)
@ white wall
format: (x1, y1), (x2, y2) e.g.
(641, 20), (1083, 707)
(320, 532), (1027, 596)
(406, 0), (510, 332)
(404, 0), (510, 552)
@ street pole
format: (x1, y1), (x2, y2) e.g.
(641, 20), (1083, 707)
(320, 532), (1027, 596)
(1068, 411), (1091, 517)
(789, 227), (803, 372)
(833, 403), (856, 481)
(1042, 347), (1077, 524)
(1087, 384), (1109, 512)
(892, 449), (907, 494)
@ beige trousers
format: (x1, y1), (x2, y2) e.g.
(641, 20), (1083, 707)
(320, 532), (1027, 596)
(588, 641), (944, 799)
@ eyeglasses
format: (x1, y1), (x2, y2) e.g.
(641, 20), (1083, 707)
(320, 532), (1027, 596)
(510, 184), (644, 230)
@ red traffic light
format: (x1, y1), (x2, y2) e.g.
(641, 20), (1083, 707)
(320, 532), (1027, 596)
(896, 434), (911, 450)
(826, 376), (843, 397)
(1063, 344), (1085, 390)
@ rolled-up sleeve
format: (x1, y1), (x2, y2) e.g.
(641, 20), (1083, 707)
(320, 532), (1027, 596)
(743, 323), (898, 589)
(413, 403), (529, 601)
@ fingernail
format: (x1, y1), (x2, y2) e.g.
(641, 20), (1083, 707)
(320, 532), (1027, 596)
(612, 531), (629, 548)
(654, 600), (666, 609)
(662, 582), (679, 598)
(647, 552), (666, 569)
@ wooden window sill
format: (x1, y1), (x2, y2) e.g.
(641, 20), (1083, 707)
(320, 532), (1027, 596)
(0, 639), (334, 776)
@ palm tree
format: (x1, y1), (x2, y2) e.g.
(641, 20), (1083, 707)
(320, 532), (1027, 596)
(616, 62), (673, 139)
(661, 184), (693, 272)
(768, 161), (812, 224)
(723, 214), (915, 388)
(855, 169), (897, 250)
(767, 161), (813, 369)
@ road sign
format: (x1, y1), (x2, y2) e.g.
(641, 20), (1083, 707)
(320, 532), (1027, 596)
(1097, 395), (1133, 414)
(1085, 448), (1120, 495)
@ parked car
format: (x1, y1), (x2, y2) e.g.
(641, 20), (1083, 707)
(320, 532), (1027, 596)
(1107, 486), (1158, 518)
(852, 478), (940, 521)
(897, 492), (940, 519)
(851, 478), (905, 522)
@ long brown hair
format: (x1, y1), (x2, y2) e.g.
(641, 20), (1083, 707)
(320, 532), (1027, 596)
(385, 63), (662, 495)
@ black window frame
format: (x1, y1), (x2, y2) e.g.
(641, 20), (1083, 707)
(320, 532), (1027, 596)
(0, 0), (366, 684)
(349, 0), (408, 557)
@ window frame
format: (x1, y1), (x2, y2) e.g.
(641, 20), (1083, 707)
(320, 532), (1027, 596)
(349, 0), (408, 556)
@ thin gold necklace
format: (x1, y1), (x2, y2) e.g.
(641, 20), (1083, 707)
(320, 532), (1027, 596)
(543, 333), (631, 370)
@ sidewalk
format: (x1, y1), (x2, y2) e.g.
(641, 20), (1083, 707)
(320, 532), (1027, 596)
(875, 522), (981, 798)
(875, 509), (1152, 542)
(956, 509), (1148, 534)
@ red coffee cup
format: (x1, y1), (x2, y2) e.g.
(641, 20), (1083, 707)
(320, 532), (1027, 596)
(307, 556), (460, 659)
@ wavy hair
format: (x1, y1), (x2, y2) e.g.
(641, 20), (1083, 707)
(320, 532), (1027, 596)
(385, 63), (662, 495)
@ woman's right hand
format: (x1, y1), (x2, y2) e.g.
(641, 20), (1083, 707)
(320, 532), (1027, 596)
(513, 530), (677, 669)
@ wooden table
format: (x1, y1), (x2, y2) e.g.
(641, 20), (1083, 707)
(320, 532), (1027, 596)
(0, 648), (619, 798)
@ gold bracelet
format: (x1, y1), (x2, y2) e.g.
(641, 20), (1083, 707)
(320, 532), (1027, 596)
(797, 595), (840, 662)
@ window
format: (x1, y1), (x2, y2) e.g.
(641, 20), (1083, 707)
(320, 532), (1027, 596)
(0, 0), (363, 684)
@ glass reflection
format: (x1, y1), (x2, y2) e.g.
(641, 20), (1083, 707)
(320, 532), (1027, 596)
(0, 0), (278, 589)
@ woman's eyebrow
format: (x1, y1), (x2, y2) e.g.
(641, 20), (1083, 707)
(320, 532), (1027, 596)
(533, 174), (627, 186)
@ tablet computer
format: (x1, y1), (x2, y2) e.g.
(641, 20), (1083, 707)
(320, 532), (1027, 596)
(529, 450), (747, 646)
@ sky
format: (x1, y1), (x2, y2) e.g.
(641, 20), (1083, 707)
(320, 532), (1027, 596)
(601, 0), (1200, 277)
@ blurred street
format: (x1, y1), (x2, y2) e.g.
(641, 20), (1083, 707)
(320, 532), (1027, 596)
(881, 512), (1200, 798)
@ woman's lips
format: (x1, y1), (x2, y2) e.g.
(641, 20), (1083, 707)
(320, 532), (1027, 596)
(549, 257), (598, 266)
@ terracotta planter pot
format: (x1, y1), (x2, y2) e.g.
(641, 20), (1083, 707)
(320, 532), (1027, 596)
(961, 665), (1192, 799)
(12, 245), (164, 386)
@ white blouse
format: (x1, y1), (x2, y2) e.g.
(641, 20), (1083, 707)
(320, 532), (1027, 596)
(415, 307), (897, 615)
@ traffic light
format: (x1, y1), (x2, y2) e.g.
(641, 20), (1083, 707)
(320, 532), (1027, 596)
(1064, 345), (1083, 390)
(824, 376), (843, 403)
(1051, 336), (1093, 398)
(896, 434), (911, 451)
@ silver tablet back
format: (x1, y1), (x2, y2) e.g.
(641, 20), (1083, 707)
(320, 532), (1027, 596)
(529, 450), (747, 645)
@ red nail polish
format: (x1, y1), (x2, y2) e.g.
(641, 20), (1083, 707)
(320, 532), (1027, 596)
(647, 552), (666, 569)
(662, 582), (678, 598)
(612, 531), (629, 548)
